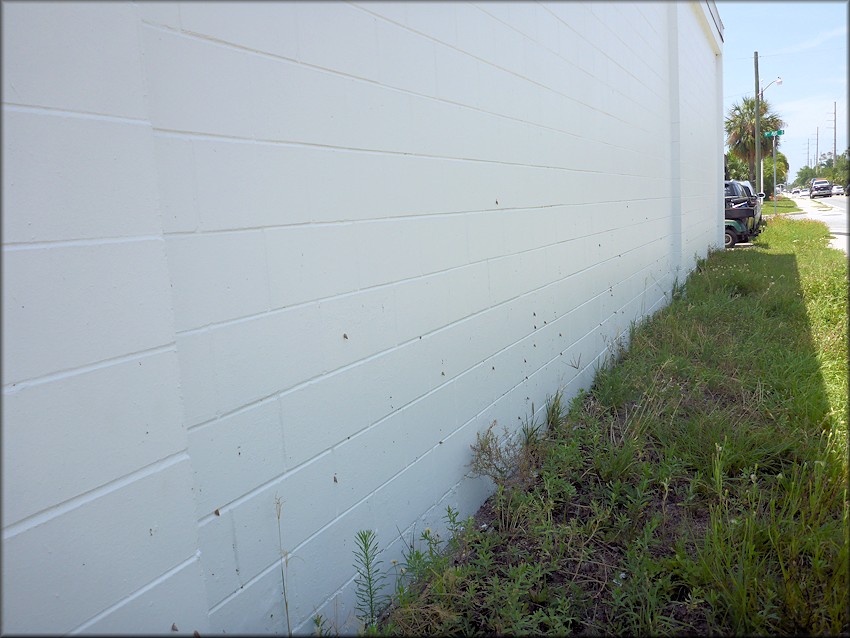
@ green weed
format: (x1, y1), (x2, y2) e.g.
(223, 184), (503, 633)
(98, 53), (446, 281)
(355, 216), (847, 635)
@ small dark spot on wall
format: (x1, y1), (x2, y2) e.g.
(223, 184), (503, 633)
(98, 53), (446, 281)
(214, 509), (220, 516)
(343, 333), (349, 340)
(333, 474), (338, 483)
(172, 623), (179, 632)
(441, 371), (445, 376)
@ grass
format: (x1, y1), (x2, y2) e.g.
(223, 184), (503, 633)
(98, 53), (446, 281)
(363, 216), (848, 636)
(763, 195), (801, 215)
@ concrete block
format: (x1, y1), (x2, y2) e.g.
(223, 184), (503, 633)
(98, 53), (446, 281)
(487, 249), (548, 306)
(250, 57), (370, 148)
(2, 240), (175, 384)
(207, 304), (324, 415)
(314, 286), (399, 373)
(190, 139), (259, 231)
(392, 273), (454, 342)
(415, 214), (469, 275)
(367, 449), (445, 545)
(278, 364), (382, 469)
(376, 20), (436, 95)
(196, 510), (241, 607)
(142, 26), (255, 138)
(355, 218), (423, 287)
(1, 460), (201, 634)
(179, 2), (299, 60)
(403, 2), (458, 46)
(332, 389), (457, 512)
(265, 223), (360, 310)
(434, 44), (481, 108)
(249, 142), (317, 224)
(188, 399), (285, 516)
(166, 230), (270, 332)
(175, 330), (219, 428)
(361, 337), (435, 420)
(2, 2), (147, 118)
(72, 557), (210, 635)
(2, 111), (160, 243)
(2, 351), (185, 525)
(229, 456), (338, 578)
(450, 362), (499, 424)
(190, 139), (313, 231)
(154, 135), (199, 234)
(207, 564), (288, 635)
(296, 3), (379, 80)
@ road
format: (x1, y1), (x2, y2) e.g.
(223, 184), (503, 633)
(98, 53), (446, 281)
(779, 193), (848, 254)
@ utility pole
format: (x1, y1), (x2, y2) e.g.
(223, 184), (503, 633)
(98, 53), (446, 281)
(754, 52), (761, 192)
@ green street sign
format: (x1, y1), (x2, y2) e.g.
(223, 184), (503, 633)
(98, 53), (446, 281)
(763, 130), (785, 137)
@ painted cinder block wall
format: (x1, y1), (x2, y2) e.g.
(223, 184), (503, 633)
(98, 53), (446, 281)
(2, 1), (724, 634)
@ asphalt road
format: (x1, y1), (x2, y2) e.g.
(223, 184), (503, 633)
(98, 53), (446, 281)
(780, 193), (848, 254)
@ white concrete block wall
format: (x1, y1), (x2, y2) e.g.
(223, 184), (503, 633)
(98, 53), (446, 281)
(1, 4), (211, 634)
(2, 1), (723, 634)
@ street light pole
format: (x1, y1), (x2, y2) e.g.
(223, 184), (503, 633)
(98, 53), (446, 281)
(754, 52), (760, 192)
(757, 75), (782, 194)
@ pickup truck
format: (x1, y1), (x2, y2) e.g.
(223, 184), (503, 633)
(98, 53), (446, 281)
(809, 179), (832, 198)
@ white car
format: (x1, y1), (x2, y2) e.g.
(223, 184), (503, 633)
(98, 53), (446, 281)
(800, 189), (810, 197)
(832, 185), (844, 195)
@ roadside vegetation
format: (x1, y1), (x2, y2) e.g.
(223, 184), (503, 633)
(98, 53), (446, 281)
(348, 216), (847, 636)
(764, 195), (800, 215)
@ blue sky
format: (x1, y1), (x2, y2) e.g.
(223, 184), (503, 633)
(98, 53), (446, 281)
(716, 1), (848, 181)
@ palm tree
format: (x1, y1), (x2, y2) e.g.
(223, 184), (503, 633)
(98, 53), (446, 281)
(725, 96), (784, 187)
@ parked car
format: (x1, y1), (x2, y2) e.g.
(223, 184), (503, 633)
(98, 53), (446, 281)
(809, 178), (832, 198)
(792, 188), (800, 195)
(831, 184), (844, 195)
(724, 180), (763, 248)
(801, 188), (810, 197)
(737, 180), (763, 219)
